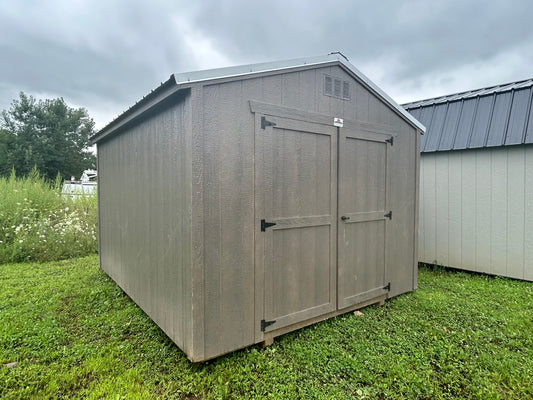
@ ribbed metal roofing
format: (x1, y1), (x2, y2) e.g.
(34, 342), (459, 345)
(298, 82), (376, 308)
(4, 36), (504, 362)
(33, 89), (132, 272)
(403, 78), (533, 152)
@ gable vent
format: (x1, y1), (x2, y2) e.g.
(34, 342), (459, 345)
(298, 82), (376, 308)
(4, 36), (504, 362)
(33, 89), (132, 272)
(343, 81), (350, 99)
(324, 76), (333, 96)
(324, 74), (351, 100)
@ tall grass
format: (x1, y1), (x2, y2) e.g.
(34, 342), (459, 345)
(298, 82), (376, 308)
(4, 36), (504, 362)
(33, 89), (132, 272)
(0, 169), (98, 263)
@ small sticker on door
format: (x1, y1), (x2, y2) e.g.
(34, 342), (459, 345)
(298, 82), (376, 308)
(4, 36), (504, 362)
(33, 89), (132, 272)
(334, 117), (343, 127)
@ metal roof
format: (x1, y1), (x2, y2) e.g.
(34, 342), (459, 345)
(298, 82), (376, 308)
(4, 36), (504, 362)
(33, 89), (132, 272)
(92, 53), (424, 143)
(403, 78), (533, 152)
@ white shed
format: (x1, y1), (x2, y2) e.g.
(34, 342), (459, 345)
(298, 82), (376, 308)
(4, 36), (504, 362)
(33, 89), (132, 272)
(404, 78), (533, 281)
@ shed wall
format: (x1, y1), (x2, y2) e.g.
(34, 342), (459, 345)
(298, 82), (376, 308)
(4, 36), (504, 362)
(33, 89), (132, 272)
(98, 96), (194, 353)
(197, 65), (419, 359)
(419, 146), (533, 281)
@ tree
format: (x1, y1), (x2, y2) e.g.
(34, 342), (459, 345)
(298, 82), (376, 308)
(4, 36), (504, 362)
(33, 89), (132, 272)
(0, 92), (96, 181)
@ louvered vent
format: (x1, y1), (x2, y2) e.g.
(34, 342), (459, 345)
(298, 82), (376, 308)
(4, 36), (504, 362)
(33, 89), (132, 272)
(343, 81), (350, 99)
(324, 76), (333, 95)
(324, 74), (350, 100)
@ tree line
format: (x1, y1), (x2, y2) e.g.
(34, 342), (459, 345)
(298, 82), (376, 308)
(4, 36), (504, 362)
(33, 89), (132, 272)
(0, 92), (96, 181)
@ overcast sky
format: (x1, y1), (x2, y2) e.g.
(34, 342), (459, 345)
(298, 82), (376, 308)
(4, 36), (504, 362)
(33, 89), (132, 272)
(2, 0), (533, 129)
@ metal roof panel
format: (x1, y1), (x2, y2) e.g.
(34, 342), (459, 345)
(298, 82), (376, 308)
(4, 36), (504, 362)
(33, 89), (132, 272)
(506, 89), (531, 145)
(404, 78), (533, 152)
(469, 95), (493, 148)
(486, 91), (512, 146)
(439, 101), (462, 150)
(453, 98), (477, 150)
(403, 78), (533, 108)
(424, 103), (447, 151)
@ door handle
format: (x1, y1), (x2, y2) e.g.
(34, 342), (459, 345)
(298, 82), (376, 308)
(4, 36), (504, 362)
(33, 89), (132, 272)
(341, 216), (350, 221)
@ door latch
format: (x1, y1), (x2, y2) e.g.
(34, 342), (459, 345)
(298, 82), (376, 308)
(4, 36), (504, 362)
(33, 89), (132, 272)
(341, 216), (350, 221)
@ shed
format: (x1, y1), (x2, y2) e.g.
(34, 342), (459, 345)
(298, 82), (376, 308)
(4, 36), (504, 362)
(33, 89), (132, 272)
(404, 78), (533, 281)
(91, 53), (424, 361)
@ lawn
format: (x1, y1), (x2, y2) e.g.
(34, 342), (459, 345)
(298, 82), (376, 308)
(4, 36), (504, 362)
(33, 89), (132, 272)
(1, 256), (531, 399)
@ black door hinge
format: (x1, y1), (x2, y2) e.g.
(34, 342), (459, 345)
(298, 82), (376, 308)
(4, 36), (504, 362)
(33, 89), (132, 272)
(261, 319), (276, 331)
(261, 116), (277, 129)
(386, 136), (394, 146)
(384, 282), (391, 291)
(384, 211), (392, 220)
(261, 219), (277, 232)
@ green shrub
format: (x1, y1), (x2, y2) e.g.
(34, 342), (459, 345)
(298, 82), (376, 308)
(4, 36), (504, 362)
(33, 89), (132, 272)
(0, 169), (97, 263)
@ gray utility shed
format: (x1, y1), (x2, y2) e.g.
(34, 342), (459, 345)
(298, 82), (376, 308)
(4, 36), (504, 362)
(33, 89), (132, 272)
(91, 53), (425, 362)
(404, 78), (533, 281)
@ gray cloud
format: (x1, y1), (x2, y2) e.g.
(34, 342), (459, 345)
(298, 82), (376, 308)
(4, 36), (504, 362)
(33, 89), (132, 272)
(1, 0), (532, 128)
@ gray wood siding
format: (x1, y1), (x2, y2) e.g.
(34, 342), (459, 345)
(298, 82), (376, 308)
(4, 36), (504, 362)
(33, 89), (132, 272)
(198, 66), (418, 358)
(200, 81), (258, 358)
(98, 97), (193, 354)
(419, 146), (533, 281)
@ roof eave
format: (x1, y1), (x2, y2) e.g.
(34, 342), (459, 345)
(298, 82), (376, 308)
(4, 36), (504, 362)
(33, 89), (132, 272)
(90, 76), (182, 144)
(334, 57), (426, 133)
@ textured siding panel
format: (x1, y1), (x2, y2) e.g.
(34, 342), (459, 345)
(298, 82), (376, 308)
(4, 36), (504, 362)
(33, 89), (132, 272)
(506, 149), (525, 278)
(460, 154), (476, 268)
(447, 152), (462, 267)
(489, 150), (507, 276)
(98, 96), (194, 354)
(419, 147), (533, 281)
(525, 150), (533, 280)
(201, 80), (257, 358)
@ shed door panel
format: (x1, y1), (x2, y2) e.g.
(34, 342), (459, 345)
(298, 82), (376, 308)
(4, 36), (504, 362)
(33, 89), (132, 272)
(255, 114), (337, 335)
(338, 127), (392, 309)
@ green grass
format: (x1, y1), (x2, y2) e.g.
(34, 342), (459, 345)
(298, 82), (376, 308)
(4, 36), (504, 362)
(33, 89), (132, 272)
(1, 258), (531, 399)
(0, 170), (97, 263)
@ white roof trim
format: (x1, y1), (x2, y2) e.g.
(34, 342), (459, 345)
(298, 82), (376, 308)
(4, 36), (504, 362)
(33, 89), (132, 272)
(173, 54), (426, 133)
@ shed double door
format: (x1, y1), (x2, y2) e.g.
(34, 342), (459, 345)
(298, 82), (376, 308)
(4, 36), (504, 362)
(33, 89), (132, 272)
(255, 111), (391, 336)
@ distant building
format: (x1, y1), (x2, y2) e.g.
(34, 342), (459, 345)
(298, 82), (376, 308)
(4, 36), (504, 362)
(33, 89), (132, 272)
(404, 78), (533, 281)
(61, 169), (97, 199)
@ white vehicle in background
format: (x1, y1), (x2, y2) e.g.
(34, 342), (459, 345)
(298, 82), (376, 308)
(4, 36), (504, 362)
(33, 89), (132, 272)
(62, 169), (97, 198)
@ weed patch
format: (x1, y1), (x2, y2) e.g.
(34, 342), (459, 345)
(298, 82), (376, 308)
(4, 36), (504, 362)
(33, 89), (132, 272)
(0, 170), (97, 263)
